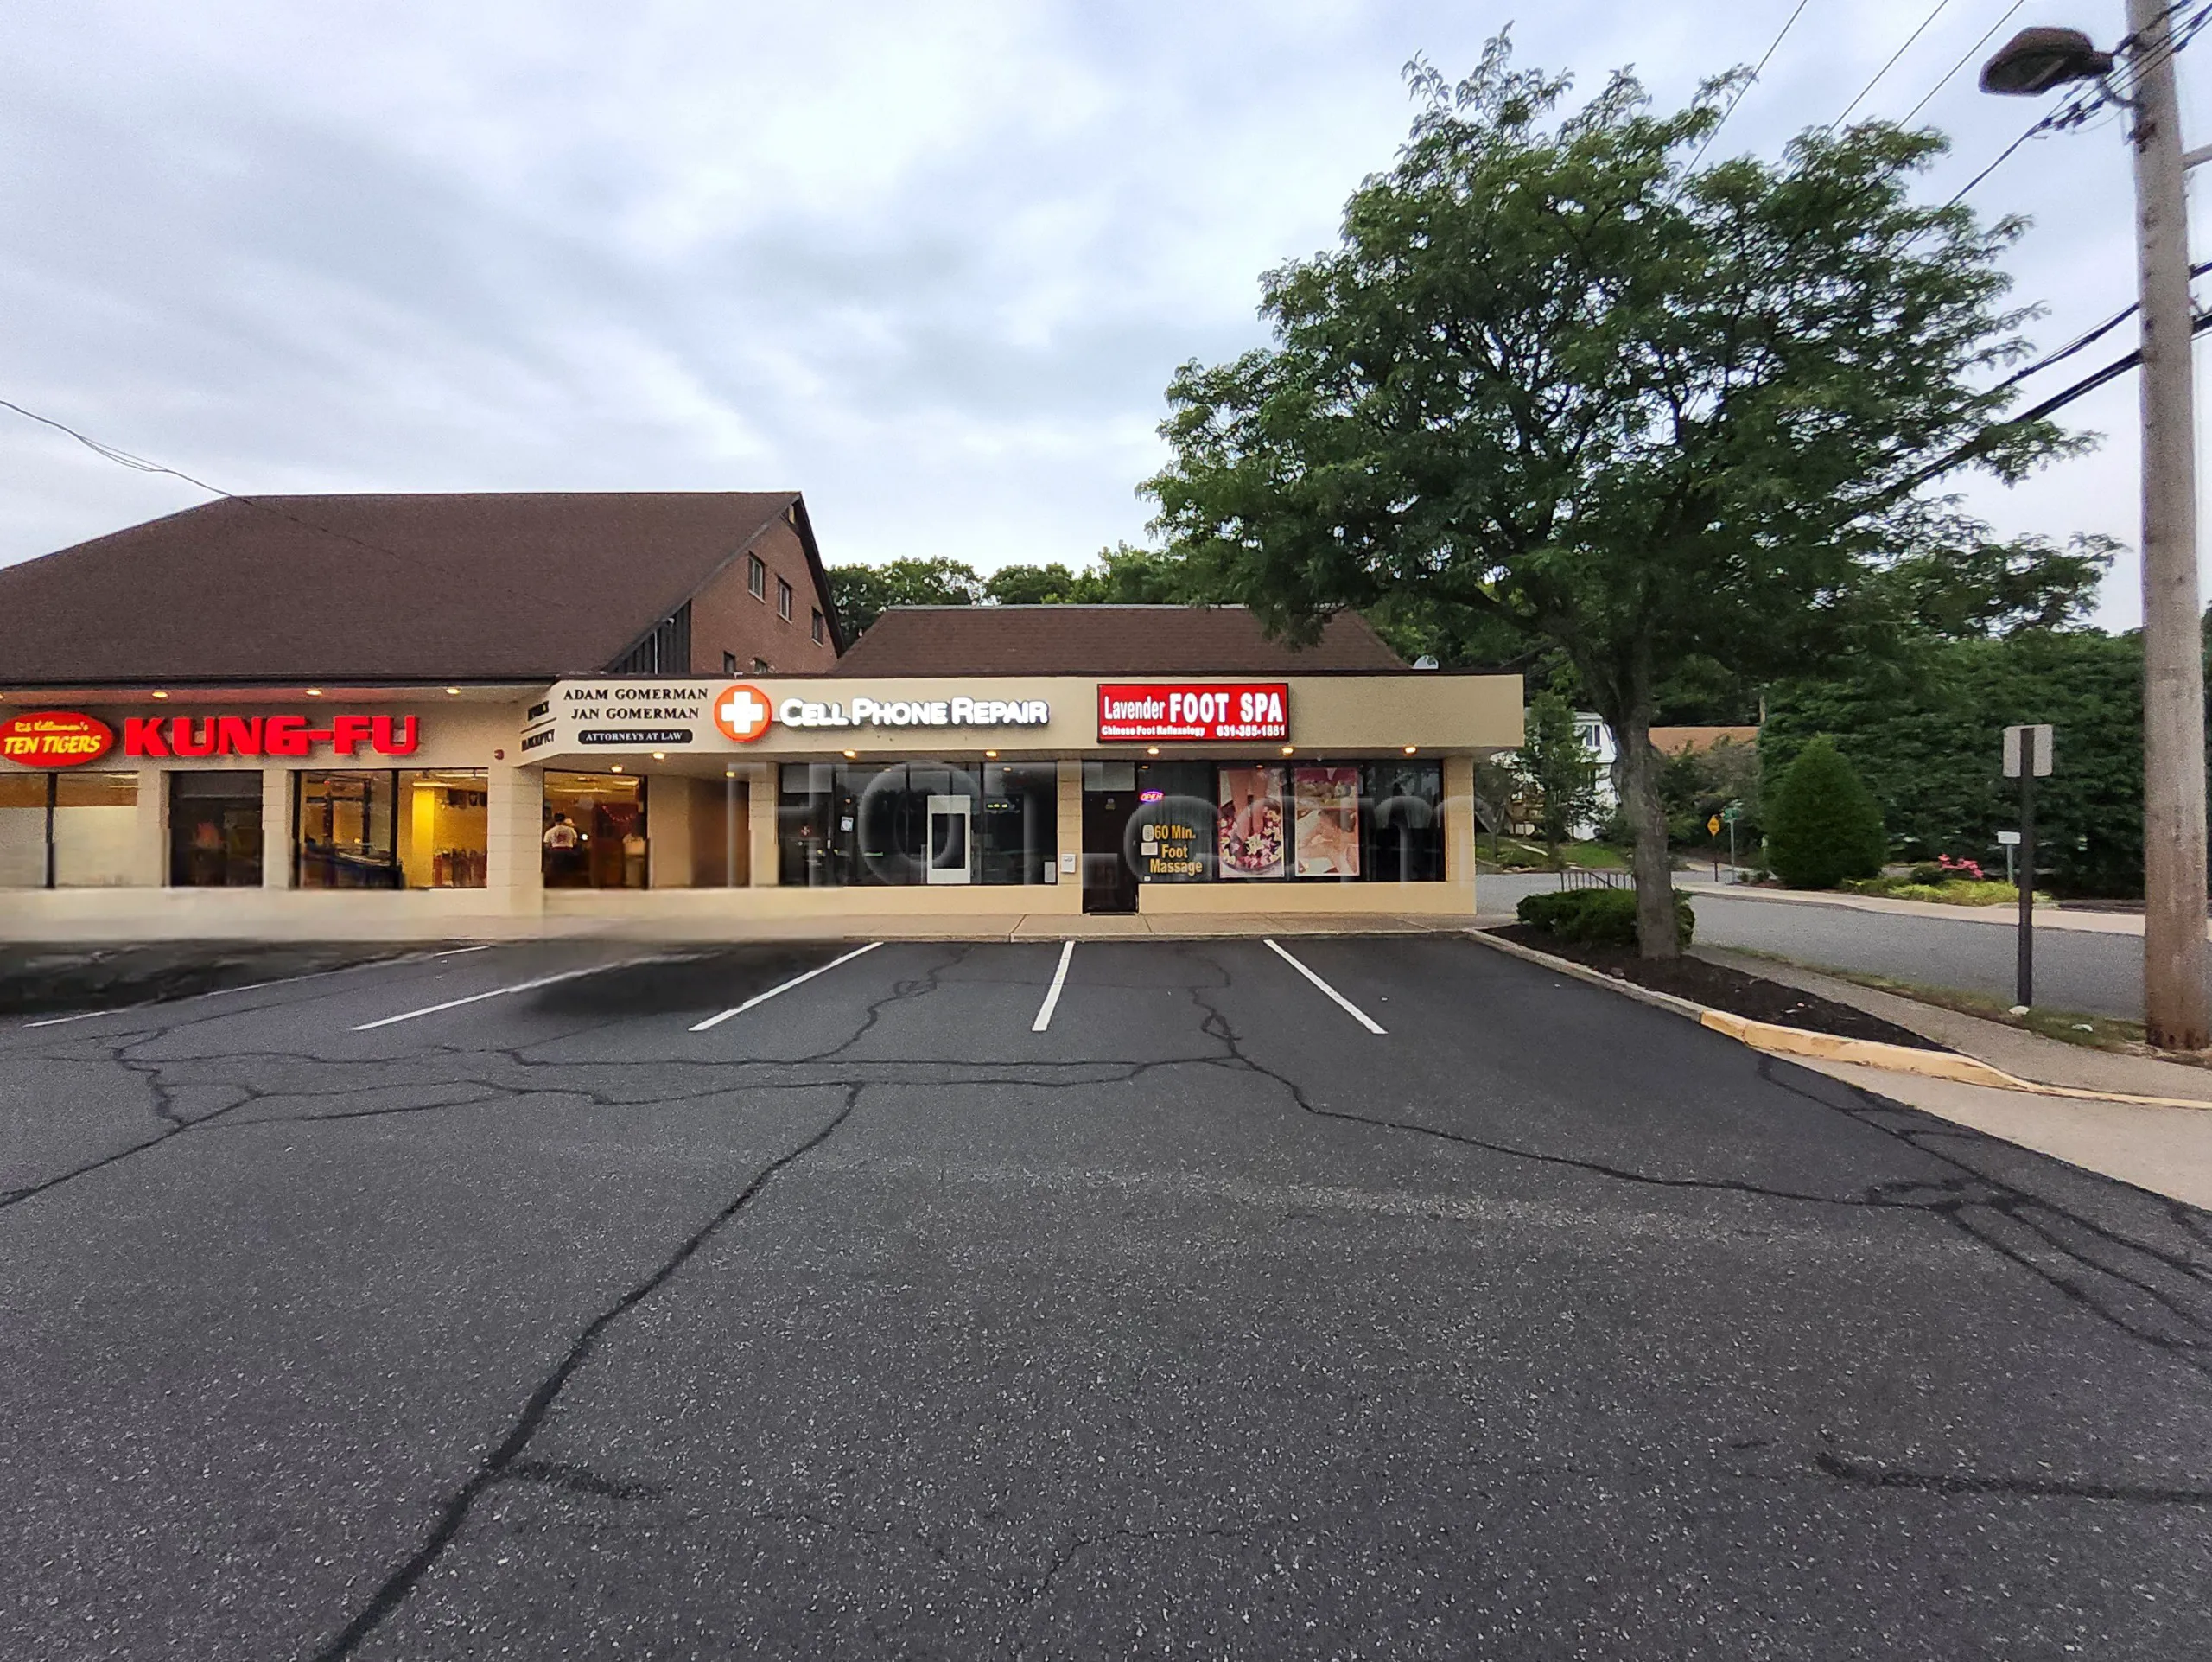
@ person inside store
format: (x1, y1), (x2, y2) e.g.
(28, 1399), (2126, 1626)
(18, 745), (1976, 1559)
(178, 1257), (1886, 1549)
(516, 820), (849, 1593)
(542, 812), (582, 885)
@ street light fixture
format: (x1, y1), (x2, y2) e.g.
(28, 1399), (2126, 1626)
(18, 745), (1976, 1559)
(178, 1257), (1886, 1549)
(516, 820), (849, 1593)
(1981, 7), (2210, 1049)
(1978, 28), (2113, 96)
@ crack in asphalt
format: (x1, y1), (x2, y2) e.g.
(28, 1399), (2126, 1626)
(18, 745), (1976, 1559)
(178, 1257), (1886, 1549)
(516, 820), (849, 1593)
(1179, 967), (1907, 1214)
(10, 934), (2212, 1651)
(497, 1459), (662, 1503)
(1753, 1059), (2212, 1384)
(306, 1080), (865, 1662)
(1813, 1450), (2212, 1507)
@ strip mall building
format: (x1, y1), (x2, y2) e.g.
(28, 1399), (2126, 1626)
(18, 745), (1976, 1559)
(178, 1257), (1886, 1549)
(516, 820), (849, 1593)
(0, 493), (1522, 939)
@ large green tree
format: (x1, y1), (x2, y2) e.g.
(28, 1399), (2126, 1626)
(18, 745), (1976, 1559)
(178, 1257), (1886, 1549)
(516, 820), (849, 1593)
(1143, 39), (2073, 956)
(827, 557), (984, 635)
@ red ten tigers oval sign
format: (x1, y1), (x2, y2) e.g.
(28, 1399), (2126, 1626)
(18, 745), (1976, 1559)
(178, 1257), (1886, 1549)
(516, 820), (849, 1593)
(0, 711), (115, 767)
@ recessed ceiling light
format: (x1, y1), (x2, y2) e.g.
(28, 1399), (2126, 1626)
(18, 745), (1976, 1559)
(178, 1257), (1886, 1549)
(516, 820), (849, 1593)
(983, 749), (998, 759)
(842, 749), (857, 760)
(445, 686), (461, 696)
(725, 767), (736, 777)
(1403, 745), (1418, 755)
(150, 691), (168, 699)
(306, 688), (324, 697)
(652, 752), (667, 761)
(1281, 745), (1294, 756)
(1147, 746), (1160, 756)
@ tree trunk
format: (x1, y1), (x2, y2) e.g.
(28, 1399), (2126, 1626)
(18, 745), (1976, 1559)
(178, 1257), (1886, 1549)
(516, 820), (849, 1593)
(1614, 702), (1679, 959)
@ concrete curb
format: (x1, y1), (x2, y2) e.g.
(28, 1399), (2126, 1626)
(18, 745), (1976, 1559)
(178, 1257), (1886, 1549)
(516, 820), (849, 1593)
(1465, 927), (2212, 1113)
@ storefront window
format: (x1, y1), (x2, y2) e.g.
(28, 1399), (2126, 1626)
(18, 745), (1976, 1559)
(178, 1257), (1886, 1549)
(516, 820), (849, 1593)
(296, 771), (398, 888)
(296, 769), (488, 888)
(169, 771), (264, 888)
(979, 762), (1058, 885)
(2, 773), (139, 887)
(543, 772), (648, 888)
(1133, 761), (1213, 882)
(0, 773), (46, 887)
(53, 772), (141, 887)
(1363, 761), (1446, 882)
(400, 771), (489, 888)
(779, 761), (1056, 887)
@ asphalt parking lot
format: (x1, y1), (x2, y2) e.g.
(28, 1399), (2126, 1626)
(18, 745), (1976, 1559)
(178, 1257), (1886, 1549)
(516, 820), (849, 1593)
(3, 935), (2209, 1659)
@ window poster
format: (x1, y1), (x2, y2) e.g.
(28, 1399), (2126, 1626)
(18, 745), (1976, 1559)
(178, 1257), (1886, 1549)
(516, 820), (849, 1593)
(1293, 767), (1362, 877)
(1217, 765), (1285, 880)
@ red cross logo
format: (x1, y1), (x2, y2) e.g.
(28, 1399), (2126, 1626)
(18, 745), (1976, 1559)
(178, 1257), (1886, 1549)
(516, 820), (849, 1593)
(713, 683), (773, 743)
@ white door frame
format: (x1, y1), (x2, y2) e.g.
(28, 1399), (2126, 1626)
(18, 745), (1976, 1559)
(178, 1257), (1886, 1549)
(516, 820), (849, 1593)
(925, 793), (972, 885)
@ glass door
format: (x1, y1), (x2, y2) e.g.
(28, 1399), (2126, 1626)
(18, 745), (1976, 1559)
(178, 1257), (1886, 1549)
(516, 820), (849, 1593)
(925, 794), (971, 885)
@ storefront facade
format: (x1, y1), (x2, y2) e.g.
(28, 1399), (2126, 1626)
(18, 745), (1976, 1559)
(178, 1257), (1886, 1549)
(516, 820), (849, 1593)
(0, 493), (1521, 939)
(0, 667), (1518, 938)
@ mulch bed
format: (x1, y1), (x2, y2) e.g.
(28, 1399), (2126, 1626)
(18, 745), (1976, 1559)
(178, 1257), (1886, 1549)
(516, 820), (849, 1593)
(1490, 925), (1946, 1051)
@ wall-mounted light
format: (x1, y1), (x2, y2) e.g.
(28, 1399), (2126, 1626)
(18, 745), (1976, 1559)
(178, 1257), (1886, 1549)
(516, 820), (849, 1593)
(445, 686), (461, 696)
(842, 749), (858, 760)
(151, 691), (168, 700)
(306, 688), (324, 697)
(1403, 745), (1418, 755)
(725, 767), (737, 777)
(611, 764), (624, 773)
(1281, 745), (1295, 756)
(651, 752), (666, 761)
(984, 748), (998, 759)
(1147, 746), (1160, 756)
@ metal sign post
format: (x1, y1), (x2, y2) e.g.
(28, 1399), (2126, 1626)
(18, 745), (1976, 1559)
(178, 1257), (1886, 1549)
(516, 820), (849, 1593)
(2003, 725), (2054, 1009)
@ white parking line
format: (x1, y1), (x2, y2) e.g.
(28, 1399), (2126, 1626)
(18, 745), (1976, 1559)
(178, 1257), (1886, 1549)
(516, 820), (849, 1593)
(351, 959), (654, 1031)
(1031, 940), (1075, 1032)
(1264, 939), (1387, 1035)
(690, 942), (882, 1032)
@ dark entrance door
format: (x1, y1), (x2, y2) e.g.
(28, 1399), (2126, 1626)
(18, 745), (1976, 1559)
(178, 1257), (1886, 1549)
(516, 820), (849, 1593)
(168, 771), (264, 888)
(1082, 789), (1137, 914)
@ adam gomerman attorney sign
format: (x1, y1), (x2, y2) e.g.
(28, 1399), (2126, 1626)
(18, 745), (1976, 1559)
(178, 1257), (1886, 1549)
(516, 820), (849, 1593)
(1097, 683), (1289, 743)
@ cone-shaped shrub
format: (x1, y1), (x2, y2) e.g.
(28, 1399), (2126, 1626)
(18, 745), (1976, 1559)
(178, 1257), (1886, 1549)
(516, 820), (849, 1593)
(1764, 736), (1886, 889)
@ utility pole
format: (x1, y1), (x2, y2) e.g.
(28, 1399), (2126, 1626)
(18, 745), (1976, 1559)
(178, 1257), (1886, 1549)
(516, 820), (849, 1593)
(1984, 17), (2212, 1048)
(2126, 0), (2211, 1050)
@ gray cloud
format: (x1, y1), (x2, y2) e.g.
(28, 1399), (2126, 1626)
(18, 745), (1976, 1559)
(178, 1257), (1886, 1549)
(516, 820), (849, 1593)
(0, 1), (2190, 628)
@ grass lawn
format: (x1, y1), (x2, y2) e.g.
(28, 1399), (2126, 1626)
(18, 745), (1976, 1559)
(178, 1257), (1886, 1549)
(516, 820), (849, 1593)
(1487, 837), (1630, 870)
(1717, 947), (2158, 1057)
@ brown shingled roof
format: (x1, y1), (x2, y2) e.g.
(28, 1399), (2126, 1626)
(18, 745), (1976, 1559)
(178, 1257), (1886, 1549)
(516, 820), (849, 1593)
(0, 491), (830, 685)
(829, 605), (1406, 677)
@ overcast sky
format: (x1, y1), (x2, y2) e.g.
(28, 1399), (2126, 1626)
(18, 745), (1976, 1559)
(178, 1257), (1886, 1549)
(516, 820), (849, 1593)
(1, 2), (2200, 629)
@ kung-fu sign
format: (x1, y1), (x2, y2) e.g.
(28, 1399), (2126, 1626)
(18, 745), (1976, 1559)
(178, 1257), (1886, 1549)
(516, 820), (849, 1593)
(1096, 682), (1289, 743)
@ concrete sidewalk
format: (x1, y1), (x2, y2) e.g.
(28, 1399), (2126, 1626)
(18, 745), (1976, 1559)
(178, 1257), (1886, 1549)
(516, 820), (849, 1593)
(1675, 878), (2183, 937)
(1693, 945), (2212, 1209)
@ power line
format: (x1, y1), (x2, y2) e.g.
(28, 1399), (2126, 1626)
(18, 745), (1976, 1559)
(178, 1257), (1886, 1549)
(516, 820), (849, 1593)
(0, 395), (435, 575)
(1833, 0), (1958, 131)
(1991, 258), (2212, 392)
(1937, 81), (2105, 209)
(1899, 0), (2029, 124)
(1689, 0), (1818, 170)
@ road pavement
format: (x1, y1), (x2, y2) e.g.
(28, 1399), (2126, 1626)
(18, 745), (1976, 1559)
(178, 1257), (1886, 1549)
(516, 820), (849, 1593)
(3, 936), (2209, 1658)
(1482, 871), (2152, 1018)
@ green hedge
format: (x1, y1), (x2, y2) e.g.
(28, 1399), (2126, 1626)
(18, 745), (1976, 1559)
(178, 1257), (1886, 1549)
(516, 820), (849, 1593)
(1515, 886), (1695, 948)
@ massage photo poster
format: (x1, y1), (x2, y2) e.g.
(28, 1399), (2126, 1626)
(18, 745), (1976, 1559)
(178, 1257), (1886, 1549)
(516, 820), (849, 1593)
(1217, 764), (1362, 879)
(1217, 765), (1284, 879)
(1293, 766), (1360, 877)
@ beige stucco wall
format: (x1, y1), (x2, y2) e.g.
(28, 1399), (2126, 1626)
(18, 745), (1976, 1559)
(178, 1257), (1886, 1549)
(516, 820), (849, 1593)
(0, 675), (1512, 940)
